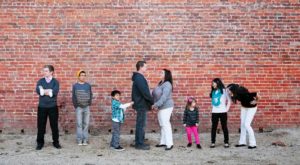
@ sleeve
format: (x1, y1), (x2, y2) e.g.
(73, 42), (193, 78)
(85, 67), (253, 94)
(250, 92), (257, 97)
(72, 84), (77, 108)
(195, 109), (199, 124)
(112, 100), (121, 110)
(153, 83), (172, 108)
(225, 90), (232, 112)
(119, 102), (132, 111)
(135, 76), (154, 105)
(183, 110), (187, 124)
(89, 84), (93, 105)
(52, 79), (59, 97)
(36, 80), (41, 95)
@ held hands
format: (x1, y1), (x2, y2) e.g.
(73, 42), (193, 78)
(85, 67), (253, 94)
(183, 124), (186, 127)
(196, 123), (199, 127)
(130, 101), (134, 106)
(151, 105), (158, 111)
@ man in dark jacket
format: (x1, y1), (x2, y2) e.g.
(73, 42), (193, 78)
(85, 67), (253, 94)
(131, 61), (154, 150)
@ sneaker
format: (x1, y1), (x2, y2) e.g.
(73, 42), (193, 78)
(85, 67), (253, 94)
(224, 143), (230, 148)
(210, 143), (215, 148)
(53, 143), (62, 149)
(113, 146), (125, 151)
(78, 142), (83, 146)
(36, 143), (44, 150)
(197, 144), (202, 149)
(248, 146), (257, 149)
(82, 141), (88, 146)
(235, 144), (247, 147)
(187, 143), (192, 147)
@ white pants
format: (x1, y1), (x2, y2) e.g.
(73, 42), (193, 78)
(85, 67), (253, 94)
(158, 107), (173, 147)
(239, 107), (257, 146)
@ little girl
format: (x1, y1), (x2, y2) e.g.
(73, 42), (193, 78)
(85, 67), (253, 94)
(183, 97), (201, 149)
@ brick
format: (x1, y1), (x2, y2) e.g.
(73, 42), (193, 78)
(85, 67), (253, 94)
(0, 0), (299, 133)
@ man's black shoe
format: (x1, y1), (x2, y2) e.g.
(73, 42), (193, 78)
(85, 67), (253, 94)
(36, 144), (44, 150)
(135, 144), (150, 150)
(53, 143), (62, 149)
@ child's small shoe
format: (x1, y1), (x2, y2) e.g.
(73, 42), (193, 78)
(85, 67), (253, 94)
(197, 144), (202, 149)
(187, 143), (192, 147)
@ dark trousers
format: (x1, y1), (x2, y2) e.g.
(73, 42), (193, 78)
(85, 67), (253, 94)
(135, 109), (147, 146)
(211, 113), (229, 144)
(36, 106), (59, 145)
(110, 121), (121, 148)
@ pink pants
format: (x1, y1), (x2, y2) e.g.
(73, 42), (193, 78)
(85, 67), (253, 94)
(185, 126), (200, 144)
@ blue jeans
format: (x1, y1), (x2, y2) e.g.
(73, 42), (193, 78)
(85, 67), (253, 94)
(110, 121), (121, 148)
(76, 106), (90, 143)
(135, 109), (147, 146)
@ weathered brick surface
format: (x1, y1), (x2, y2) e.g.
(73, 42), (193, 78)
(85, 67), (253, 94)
(0, 0), (299, 134)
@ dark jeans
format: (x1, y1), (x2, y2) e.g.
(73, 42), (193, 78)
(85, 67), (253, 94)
(36, 106), (59, 145)
(110, 121), (121, 148)
(211, 113), (229, 144)
(135, 109), (147, 146)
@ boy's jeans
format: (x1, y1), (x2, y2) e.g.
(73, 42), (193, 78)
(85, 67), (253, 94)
(76, 106), (90, 143)
(110, 121), (121, 148)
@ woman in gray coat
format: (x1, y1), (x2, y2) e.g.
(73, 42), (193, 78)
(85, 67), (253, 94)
(152, 69), (174, 150)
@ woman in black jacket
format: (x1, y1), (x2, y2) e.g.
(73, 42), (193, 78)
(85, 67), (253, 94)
(227, 84), (258, 149)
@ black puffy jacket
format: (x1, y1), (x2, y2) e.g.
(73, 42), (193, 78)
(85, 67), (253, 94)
(183, 108), (199, 126)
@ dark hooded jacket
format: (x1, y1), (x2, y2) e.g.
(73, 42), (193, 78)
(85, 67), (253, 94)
(131, 72), (154, 110)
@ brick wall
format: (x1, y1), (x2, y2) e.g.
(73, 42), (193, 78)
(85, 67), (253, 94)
(0, 0), (299, 134)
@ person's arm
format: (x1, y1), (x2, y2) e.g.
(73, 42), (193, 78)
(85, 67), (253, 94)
(89, 84), (93, 106)
(250, 92), (258, 105)
(36, 80), (42, 95)
(119, 102), (134, 112)
(135, 75), (154, 105)
(183, 110), (187, 126)
(72, 84), (77, 108)
(50, 79), (59, 98)
(225, 90), (232, 112)
(153, 82), (172, 109)
(195, 108), (199, 125)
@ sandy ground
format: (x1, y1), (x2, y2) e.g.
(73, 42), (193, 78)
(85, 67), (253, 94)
(0, 128), (299, 165)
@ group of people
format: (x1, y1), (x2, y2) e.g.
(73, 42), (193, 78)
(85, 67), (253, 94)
(35, 61), (259, 152)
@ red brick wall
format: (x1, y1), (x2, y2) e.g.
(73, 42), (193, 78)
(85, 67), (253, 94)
(0, 0), (299, 134)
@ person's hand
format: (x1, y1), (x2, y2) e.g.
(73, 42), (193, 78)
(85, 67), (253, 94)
(130, 101), (134, 106)
(44, 90), (49, 96)
(183, 124), (186, 127)
(250, 100), (257, 105)
(151, 105), (158, 110)
(196, 123), (199, 127)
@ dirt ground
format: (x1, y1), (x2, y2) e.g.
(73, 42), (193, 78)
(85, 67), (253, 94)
(0, 128), (299, 165)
